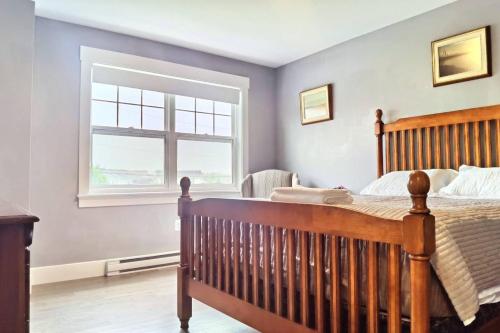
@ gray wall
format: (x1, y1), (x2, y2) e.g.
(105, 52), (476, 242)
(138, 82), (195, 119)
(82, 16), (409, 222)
(0, 0), (34, 209)
(31, 18), (276, 267)
(275, 0), (500, 192)
(29, 0), (500, 267)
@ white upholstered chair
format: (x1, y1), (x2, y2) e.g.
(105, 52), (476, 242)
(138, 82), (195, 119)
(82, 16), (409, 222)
(241, 169), (300, 198)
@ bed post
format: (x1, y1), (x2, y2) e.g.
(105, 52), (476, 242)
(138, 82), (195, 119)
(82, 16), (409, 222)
(178, 177), (192, 329)
(375, 109), (385, 178)
(403, 171), (435, 333)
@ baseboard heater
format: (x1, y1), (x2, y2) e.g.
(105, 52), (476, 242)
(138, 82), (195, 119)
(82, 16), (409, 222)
(105, 251), (180, 276)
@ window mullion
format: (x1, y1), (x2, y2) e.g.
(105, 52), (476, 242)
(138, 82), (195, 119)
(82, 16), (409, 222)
(212, 101), (215, 135)
(116, 86), (120, 127)
(140, 89), (143, 129)
(194, 98), (197, 134)
(232, 104), (238, 186)
(175, 132), (233, 143)
(91, 126), (166, 138)
(168, 95), (177, 190)
(165, 93), (170, 189)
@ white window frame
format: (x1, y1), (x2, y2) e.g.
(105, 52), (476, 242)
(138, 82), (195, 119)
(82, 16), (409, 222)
(168, 96), (239, 192)
(78, 46), (249, 207)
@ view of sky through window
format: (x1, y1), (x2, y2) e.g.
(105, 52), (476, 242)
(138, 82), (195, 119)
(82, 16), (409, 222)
(177, 140), (232, 185)
(91, 134), (164, 186)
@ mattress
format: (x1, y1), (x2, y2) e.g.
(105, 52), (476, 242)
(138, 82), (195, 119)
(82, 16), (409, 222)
(337, 195), (500, 324)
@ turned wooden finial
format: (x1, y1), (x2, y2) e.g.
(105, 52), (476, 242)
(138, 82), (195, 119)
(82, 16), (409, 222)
(408, 171), (430, 214)
(375, 109), (384, 135)
(180, 177), (191, 197)
(375, 109), (385, 178)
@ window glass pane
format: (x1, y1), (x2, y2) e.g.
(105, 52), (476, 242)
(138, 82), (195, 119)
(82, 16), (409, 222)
(214, 115), (232, 136)
(118, 104), (141, 128)
(214, 101), (232, 115)
(177, 140), (232, 185)
(143, 90), (164, 107)
(175, 110), (195, 134)
(196, 113), (214, 135)
(143, 107), (165, 130)
(196, 98), (213, 113)
(119, 86), (141, 104)
(91, 101), (117, 127)
(91, 134), (164, 186)
(175, 95), (195, 111)
(92, 83), (117, 101)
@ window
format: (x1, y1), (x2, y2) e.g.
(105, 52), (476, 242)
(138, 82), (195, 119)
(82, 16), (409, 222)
(91, 84), (166, 188)
(90, 83), (236, 189)
(173, 96), (234, 185)
(78, 47), (249, 207)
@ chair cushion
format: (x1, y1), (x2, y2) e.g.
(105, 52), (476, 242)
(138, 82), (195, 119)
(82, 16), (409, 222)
(250, 169), (294, 198)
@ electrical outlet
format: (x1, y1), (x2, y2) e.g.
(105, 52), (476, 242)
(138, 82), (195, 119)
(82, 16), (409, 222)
(174, 218), (181, 231)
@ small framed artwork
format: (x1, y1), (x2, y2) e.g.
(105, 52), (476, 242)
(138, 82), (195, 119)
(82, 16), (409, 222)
(432, 26), (491, 87)
(300, 84), (333, 125)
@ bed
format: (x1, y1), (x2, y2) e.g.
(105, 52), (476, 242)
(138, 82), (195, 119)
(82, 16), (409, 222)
(176, 104), (500, 333)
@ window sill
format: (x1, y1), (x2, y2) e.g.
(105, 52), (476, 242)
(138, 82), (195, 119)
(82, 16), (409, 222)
(77, 189), (241, 208)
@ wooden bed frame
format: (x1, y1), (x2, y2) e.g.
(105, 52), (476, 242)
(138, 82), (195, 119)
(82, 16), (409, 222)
(177, 104), (500, 333)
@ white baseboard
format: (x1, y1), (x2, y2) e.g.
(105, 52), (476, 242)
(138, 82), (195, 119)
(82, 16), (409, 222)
(31, 260), (107, 286)
(30, 251), (180, 286)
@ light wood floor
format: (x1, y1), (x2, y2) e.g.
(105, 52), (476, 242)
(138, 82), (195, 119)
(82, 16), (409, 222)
(31, 268), (258, 333)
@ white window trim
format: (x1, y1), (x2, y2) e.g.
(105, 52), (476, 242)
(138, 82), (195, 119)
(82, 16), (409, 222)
(78, 46), (249, 208)
(77, 189), (241, 208)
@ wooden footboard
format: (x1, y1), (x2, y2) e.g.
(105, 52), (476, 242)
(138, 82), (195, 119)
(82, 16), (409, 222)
(177, 171), (435, 333)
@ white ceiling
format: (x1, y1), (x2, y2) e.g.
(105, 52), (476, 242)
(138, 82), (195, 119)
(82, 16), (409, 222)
(34, 0), (457, 68)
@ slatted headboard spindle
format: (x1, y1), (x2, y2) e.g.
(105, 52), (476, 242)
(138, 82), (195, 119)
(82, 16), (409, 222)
(376, 105), (500, 177)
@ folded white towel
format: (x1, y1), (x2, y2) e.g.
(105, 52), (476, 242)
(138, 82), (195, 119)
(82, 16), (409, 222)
(274, 186), (350, 196)
(270, 186), (353, 205)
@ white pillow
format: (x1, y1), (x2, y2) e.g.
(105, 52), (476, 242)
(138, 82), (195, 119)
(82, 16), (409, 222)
(438, 165), (500, 199)
(360, 169), (458, 196)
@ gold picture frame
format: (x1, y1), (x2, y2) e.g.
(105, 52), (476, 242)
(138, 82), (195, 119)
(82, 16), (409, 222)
(432, 26), (491, 87)
(300, 84), (333, 125)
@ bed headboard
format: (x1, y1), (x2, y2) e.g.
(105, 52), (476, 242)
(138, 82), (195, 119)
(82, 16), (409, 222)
(375, 104), (500, 177)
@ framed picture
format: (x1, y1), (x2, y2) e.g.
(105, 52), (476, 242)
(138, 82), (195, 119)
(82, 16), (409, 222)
(300, 84), (333, 125)
(432, 26), (491, 87)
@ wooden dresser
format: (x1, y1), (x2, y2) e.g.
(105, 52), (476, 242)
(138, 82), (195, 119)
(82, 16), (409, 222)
(0, 202), (38, 333)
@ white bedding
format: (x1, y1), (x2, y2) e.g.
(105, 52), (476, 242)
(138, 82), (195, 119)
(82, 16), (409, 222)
(360, 169), (458, 196)
(335, 195), (500, 325)
(439, 165), (500, 199)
